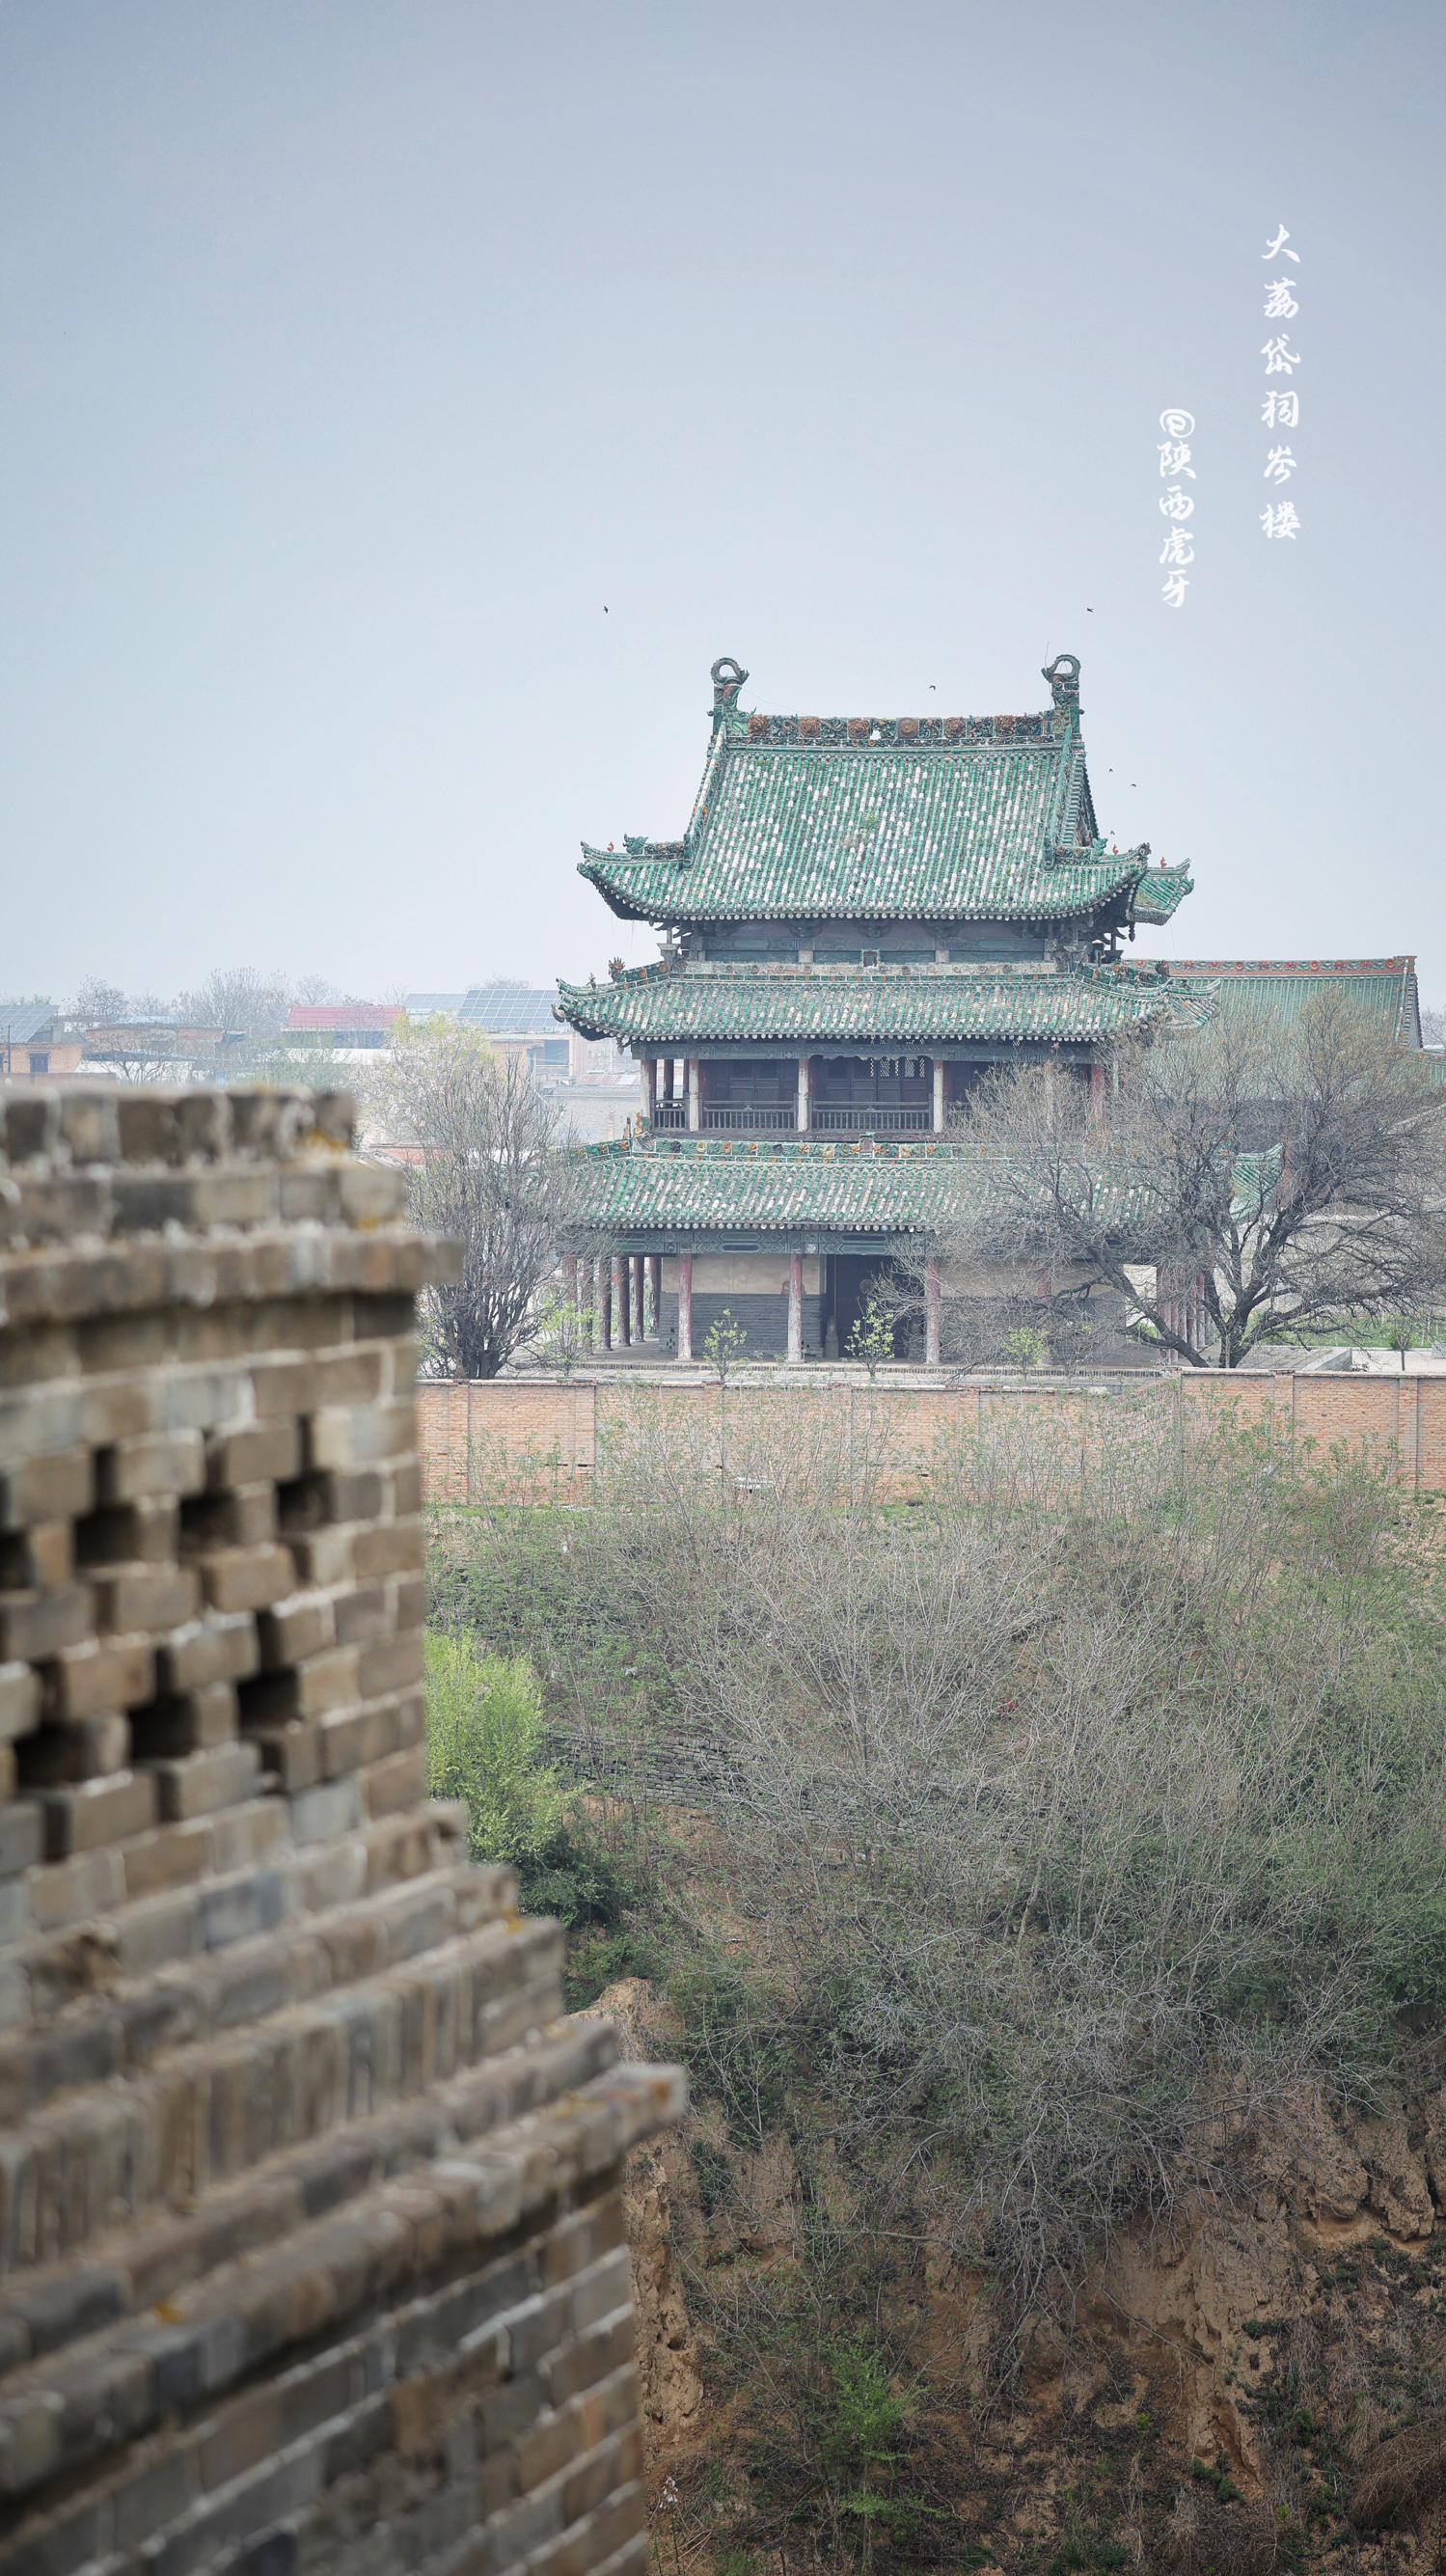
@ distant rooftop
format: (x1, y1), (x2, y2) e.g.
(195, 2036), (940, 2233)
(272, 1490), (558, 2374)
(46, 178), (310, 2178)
(286, 1005), (401, 1032)
(405, 985), (564, 1035)
(0, 1001), (58, 1046)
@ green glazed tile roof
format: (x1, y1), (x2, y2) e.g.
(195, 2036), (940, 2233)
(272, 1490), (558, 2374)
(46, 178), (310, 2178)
(557, 962), (1188, 1048)
(578, 658), (1192, 929)
(1161, 959), (1421, 1047)
(1130, 870), (1194, 925)
(562, 1134), (1175, 1244)
(566, 1137), (976, 1236)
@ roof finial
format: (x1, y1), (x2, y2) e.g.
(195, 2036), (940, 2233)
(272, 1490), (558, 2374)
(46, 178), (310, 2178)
(1042, 653), (1080, 714)
(710, 656), (750, 738)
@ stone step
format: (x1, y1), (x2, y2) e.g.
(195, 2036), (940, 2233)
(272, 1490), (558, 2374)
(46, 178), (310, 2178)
(0, 2011), (621, 2378)
(0, 2057), (684, 2512)
(0, 1907), (564, 2277)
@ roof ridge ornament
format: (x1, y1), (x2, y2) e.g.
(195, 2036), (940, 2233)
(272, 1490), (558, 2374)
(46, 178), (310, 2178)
(1042, 653), (1081, 715)
(710, 656), (750, 739)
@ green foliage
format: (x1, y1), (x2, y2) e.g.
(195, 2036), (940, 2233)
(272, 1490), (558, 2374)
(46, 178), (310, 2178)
(1003, 1324), (1046, 1369)
(425, 1630), (634, 1938)
(688, 2134), (735, 2218)
(674, 1958), (791, 2151)
(424, 1631), (562, 1863)
(826, 2338), (944, 2552)
(704, 1308), (748, 1385)
(1189, 2456), (1244, 2506)
(526, 1282), (587, 1378)
(845, 1293), (895, 1379)
(826, 2334), (907, 2479)
(561, 1919), (661, 2012)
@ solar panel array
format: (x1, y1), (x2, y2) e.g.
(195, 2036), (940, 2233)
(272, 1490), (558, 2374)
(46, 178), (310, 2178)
(454, 983), (561, 1034)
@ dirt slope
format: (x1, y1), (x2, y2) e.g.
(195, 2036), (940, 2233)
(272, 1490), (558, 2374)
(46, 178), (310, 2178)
(588, 1979), (1446, 2575)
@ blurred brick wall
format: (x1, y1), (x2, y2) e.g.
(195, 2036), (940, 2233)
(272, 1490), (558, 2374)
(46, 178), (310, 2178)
(0, 1084), (682, 2576)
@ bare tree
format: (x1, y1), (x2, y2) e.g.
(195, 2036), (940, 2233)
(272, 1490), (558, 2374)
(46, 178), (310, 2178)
(489, 1396), (1432, 2365)
(929, 991), (1446, 1368)
(70, 976), (128, 1025)
(176, 966), (292, 1035)
(365, 1016), (580, 1380)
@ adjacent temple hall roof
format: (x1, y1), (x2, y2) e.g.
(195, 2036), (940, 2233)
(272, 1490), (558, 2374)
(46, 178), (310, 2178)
(558, 960), (1192, 1048)
(1160, 958), (1421, 1048)
(578, 654), (1193, 929)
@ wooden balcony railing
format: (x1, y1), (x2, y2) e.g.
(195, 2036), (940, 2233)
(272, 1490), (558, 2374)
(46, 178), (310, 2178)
(647, 1101), (937, 1136)
(810, 1105), (933, 1133)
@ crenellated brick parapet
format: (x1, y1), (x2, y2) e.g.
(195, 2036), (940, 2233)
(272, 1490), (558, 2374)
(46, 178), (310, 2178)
(0, 1084), (683, 2576)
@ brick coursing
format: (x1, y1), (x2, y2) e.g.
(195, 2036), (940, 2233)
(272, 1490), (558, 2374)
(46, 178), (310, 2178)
(0, 1083), (684, 2574)
(419, 1370), (1446, 1508)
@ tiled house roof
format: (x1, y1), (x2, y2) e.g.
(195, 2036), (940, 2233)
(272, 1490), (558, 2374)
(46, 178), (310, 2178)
(558, 962), (1195, 1048)
(579, 658), (1192, 928)
(1160, 959), (1421, 1048)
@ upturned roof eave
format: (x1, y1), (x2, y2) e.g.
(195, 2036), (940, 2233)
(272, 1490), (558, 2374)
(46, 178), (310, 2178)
(576, 845), (1146, 927)
(554, 966), (1183, 1047)
(1130, 867), (1195, 926)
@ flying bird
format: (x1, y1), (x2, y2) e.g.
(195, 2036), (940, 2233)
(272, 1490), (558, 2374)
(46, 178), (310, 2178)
(1086, 607), (1094, 613)
(604, 606), (609, 614)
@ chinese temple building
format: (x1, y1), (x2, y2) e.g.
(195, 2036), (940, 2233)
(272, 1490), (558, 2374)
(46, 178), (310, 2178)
(556, 653), (1196, 1362)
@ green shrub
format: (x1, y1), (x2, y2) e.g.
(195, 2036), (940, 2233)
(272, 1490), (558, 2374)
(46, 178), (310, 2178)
(424, 1632), (562, 1864)
(426, 1629), (648, 1961)
(562, 1920), (662, 2011)
(674, 1958), (791, 2150)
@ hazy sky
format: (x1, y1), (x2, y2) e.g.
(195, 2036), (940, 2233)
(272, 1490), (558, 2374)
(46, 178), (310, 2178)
(3, 2), (1443, 1005)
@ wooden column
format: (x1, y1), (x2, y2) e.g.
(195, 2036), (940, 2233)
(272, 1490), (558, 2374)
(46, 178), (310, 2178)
(677, 1252), (693, 1361)
(595, 1257), (611, 1352)
(579, 1252), (593, 1349)
(925, 1257), (941, 1366)
(932, 1058), (944, 1134)
(646, 1254), (662, 1339)
(614, 1255), (629, 1346)
(631, 1254), (644, 1344)
(788, 1250), (804, 1362)
(641, 1058), (656, 1125)
(663, 1057), (675, 1105)
(562, 1254), (577, 1313)
(687, 1059), (701, 1131)
(1089, 1060), (1106, 1120)
(796, 1055), (810, 1135)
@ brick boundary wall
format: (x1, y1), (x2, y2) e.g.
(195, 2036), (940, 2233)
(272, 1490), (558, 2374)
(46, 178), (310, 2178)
(0, 1085), (683, 2576)
(419, 1368), (1446, 1506)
